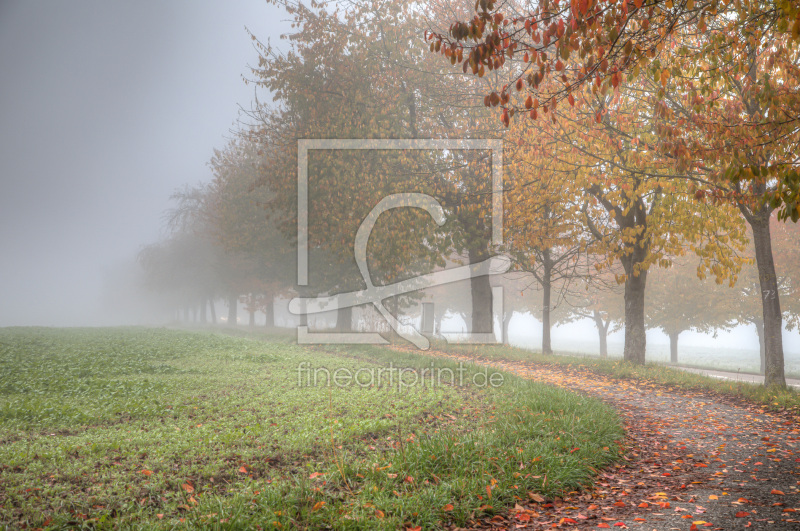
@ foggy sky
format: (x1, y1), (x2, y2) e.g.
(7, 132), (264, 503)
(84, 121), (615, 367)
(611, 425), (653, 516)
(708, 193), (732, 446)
(0, 1), (288, 325)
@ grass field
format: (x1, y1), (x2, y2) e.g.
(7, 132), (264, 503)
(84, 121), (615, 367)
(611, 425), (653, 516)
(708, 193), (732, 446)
(0, 328), (623, 530)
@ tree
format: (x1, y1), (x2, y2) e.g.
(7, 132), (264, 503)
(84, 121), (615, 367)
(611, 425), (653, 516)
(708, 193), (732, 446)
(246, 0), (508, 339)
(645, 254), (734, 364)
(718, 214), (800, 373)
(138, 203), (225, 323)
(504, 117), (594, 353)
(204, 139), (296, 328)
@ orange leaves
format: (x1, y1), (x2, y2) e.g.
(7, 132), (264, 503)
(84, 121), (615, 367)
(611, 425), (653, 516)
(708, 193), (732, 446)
(309, 472), (324, 479)
(633, 0), (643, 9)
(735, 511), (750, 517)
(771, 489), (786, 495)
(181, 482), (194, 494)
(525, 95), (533, 109)
(442, 503), (454, 511)
(141, 469), (153, 476)
(660, 68), (670, 87)
(312, 501), (326, 511)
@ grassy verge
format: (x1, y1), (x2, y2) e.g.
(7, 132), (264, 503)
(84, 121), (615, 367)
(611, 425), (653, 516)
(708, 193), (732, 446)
(0, 327), (622, 530)
(439, 342), (800, 413)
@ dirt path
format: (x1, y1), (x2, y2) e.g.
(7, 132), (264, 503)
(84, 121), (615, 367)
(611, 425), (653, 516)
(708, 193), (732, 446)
(423, 349), (800, 530)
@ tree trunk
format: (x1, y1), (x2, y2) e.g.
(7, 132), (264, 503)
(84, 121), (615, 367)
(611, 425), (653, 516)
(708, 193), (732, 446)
(208, 298), (216, 325)
(390, 295), (400, 341)
(200, 299), (207, 324)
(623, 270), (647, 365)
(336, 305), (352, 332)
(754, 318), (765, 374)
(468, 248), (493, 334)
(750, 212), (786, 387)
(299, 297), (308, 327)
(592, 310), (609, 358)
(669, 331), (679, 364)
(263, 295), (274, 329)
(227, 294), (238, 326)
(542, 283), (553, 355)
(502, 311), (512, 345)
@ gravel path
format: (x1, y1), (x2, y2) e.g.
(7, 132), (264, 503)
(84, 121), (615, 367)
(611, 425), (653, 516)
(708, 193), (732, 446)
(424, 350), (800, 530)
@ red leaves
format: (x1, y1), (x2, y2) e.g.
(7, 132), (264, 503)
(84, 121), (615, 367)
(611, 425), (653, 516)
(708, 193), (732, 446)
(771, 489), (786, 495)
(735, 511), (750, 517)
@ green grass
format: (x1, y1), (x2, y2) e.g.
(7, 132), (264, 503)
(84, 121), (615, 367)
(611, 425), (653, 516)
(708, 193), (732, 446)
(0, 328), (623, 529)
(441, 342), (800, 413)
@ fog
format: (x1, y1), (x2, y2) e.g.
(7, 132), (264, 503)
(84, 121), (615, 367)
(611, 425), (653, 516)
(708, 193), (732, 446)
(0, 1), (288, 326)
(0, 1), (797, 372)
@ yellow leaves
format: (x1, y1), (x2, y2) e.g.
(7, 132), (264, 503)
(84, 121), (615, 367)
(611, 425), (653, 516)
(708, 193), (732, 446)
(660, 68), (670, 87)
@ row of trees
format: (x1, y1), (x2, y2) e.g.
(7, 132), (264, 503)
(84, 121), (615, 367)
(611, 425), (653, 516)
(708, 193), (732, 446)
(138, 0), (799, 387)
(432, 0), (800, 386)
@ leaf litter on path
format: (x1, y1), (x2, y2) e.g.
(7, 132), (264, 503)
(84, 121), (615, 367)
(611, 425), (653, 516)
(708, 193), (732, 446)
(417, 348), (800, 530)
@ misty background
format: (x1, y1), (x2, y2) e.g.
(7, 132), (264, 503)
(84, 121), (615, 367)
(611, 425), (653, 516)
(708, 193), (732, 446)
(0, 1), (797, 365)
(0, 0), (287, 326)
